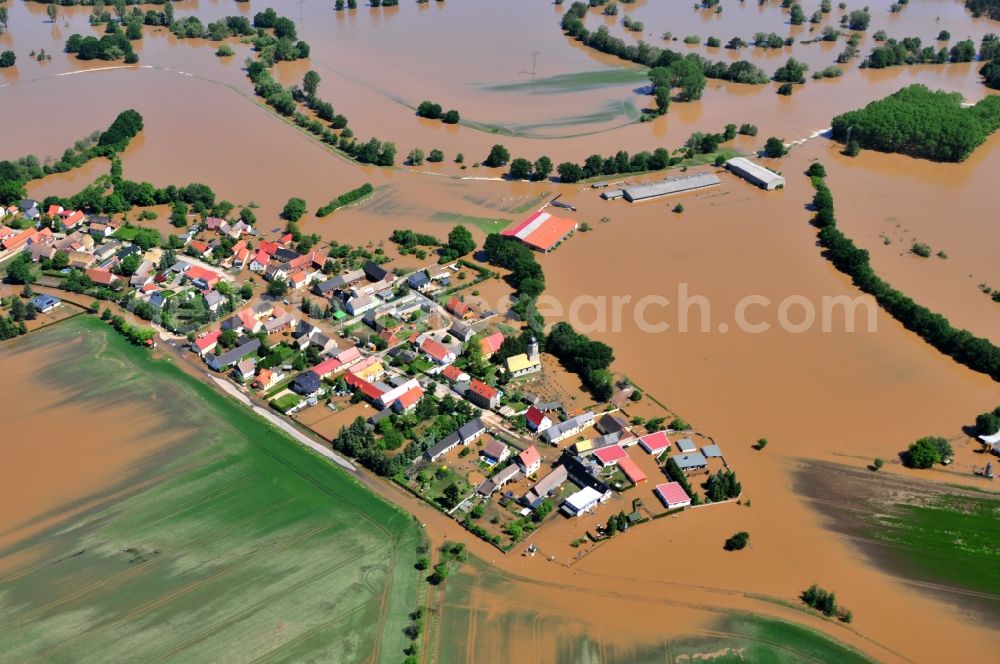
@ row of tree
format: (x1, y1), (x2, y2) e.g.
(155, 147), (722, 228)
(416, 101), (460, 124)
(316, 183), (374, 217)
(560, 3), (767, 86)
(809, 165), (1000, 383)
(862, 35), (988, 69)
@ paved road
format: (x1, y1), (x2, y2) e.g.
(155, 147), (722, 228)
(210, 376), (357, 472)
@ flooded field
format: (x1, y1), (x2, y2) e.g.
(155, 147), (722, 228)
(0, 318), (422, 663)
(2, 0), (1000, 662)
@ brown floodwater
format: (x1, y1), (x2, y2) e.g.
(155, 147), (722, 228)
(2, 1), (1000, 661)
(0, 331), (180, 565)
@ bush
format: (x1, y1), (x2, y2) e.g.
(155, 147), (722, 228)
(911, 242), (932, 258)
(902, 436), (952, 468)
(724, 531), (749, 550)
(764, 137), (787, 158)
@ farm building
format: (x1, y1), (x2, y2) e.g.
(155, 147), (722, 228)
(621, 173), (721, 202)
(617, 457), (647, 485)
(654, 481), (691, 509)
(561, 485), (608, 517)
(501, 210), (578, 252)
(725, 157), (785, 190)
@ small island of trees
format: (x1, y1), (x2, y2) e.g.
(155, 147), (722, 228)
(830, 84), (1000, 162)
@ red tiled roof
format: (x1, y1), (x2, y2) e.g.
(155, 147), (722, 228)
(519, 445), (541, 469)
(446, 296), (469, 316)
(469, 379), (498, 401)
(420, 337), (452, 362)
(278, 233), (293, 245)
(525, 405), (547, 428)
(394, 385), (424, 410)
(258, 241), (279, 255)
(186, 265), (219, 284)
(501, 211), (577, 251)
(345, 372), (384, 401)
(85, 268), (115, 286)
(189, 240), (210, 253)
(617, 456), (647, 484)
(63, 211), (85, 227)
(655, 482), (691, 507)
(480, 332), (504, 356)
(251, 250), (269, 267)
(312, 356), (343, 377)
(47, 204), (63, 216)
(442, 365), (463, 381)
(593, 445), (627, 466)
(195, 329), (221, 351)
(254, 368), (273, 388)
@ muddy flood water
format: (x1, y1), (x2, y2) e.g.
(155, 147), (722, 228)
(2, 0), (999, 662)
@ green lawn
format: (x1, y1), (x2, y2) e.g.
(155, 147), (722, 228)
(0, 318), (423, 663)
(429, 212), (510, 235)
(271, 392), (303, 413)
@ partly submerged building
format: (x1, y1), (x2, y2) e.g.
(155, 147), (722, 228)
(501, 210), (577, 253)
(725, 157), (785, 190)
(621, 173), (721, 202)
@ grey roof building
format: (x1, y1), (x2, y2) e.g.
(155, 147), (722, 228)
(363, 261), (389, 282)
(725, 157), (785, 190)
(522, 465), (568, 507)
(291, 371), (322, 395)
(675, 438), (697, 454)
(622, 173), (721, 202)
(671, 451), (708, 471)
(702, 444), (723, 458)
(207, 339), (261, 372)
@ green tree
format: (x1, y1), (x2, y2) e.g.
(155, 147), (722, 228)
(0, 51), (16, 68)
(764, 136), (787, 158)
(47, 4), (59, 23)
(281, 197), (307, 221)
(902, 436), (952, 468)
(789, 3), (805, 24)
(5, 256), (35, 285)
(445, 225), (476, 258)
(508, 158), (532, 180)
(267, 277), (289, 298)
(443, 483), (461, 508)
(303, 70), (320, 97)
(533, 156), (553, 181)
(484, 144), (510, 168)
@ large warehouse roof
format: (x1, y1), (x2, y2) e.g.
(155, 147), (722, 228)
(622, 173), (721, 202)
(501, 211), (577, 251)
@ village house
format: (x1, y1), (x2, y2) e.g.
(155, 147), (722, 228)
(540, 411), (595, 445)
(596, 413), (631, 436)
(374, 378), (422, 410)
(466, 379), (500, 410)
(517, 445), (542, 476)
(253, 368), (283, 391)
(524, 405), (552, 432)
(446, 296), (475, 321)
(522, 465), (567, 508)
(561, 486), (608, 517)
(671, 451), (708, 473)
(476, 463), (522, 498)
(479, 332), (504, 359)
(193, 329), (222, 356)
(593, 445), (627, 467)
(638, 431), (671, 456)
(291, 370), (322, 396)
(30, 294), (61, 313)
(207, 338), (261, 372)
(407, 270), (431, 292)
(346, 294), (380, 316)
(424, 418), (486, 462)
(654, 481), (691, 509)
(28, 242), (56, 262)
(391, 384), (424, 413)
(363, 261), (391, 283)
(204, 290), (226, 312)
(85, 268), (119, 288)
(449, 320), (474, 343)
(186, 265), (221, 290)
(417, 335), (456, 365)
(350, 356), (386, 382)
(481, 439), (510, 466)
(235, 357), (257, 383)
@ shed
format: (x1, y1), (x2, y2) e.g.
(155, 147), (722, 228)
(725, 157), (785, 190)
(675, 438), (697, 454)
(30, 294), (61, 313)
(702, 444), (723, 458)
(617, 457), (647, 485)
(621, 173), (721, 202)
